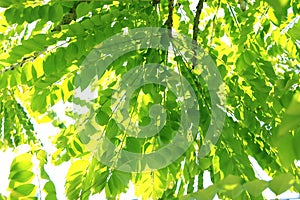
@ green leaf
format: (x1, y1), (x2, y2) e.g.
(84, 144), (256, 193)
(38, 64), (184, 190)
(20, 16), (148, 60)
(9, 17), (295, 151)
(31, 91), (48, 113)
(65, 160), (89, 199)
(96, 110), (110, 126)
(293, 131), (300, 159)
(76, 2), (93, 18)
(41, 167), (50, 180)
(139, 116), (151, 126)
(266, 0), (289, 17)
(259, 60), (277, 80)
(0, 1), (10, 7)
(69, 23), (85, 35)
(43, 55), (56, 76)
(38, 5), (50, 21)
(125, 137), (142, 153)
(288, 19), (300, 40)
(106, 171), (131, 197)
(67, 160), (89, 177)
(217, 175), (243, 198)
(44, 181), (56, 193)
(243, 180), (268, 197)
(199, 158), (212, 170)
(31, 64), (38, 79)
(269, 173), (294, 195)
(180, 185), (216, 200)
(10, 154), (33, 172)
(11, 171), (34, 183)
(134, 169), (166, 200)
(45, 194), (57, 200)
(147, 152), (167, 169)
(93, 170), (109, 194)
(158, 126), (174, 143)
(278, 92), (300, 136)
(91, 15), (102, 26)
(235, 53), (247, 74)
(81, 19), (94, 30)
(50, 4), (63, 22)
(275, 134), (296, 167)
(4, 8), (20, 24)
(101, 13), (111, 23)
(14, 184), (35, 196)
(37, 150), (47, 165)
(20, 67), (39, 86)
(243, 50), (256, 65)
(105, 120), (119, 139)
(0, 193), (7, 200)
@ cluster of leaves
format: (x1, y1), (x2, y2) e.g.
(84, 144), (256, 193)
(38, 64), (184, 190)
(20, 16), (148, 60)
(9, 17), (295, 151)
(0, 89), (36, 149)
(0, 0), (299, 199)
(7, 151), (56, 199)
(183, 173), (298, 200)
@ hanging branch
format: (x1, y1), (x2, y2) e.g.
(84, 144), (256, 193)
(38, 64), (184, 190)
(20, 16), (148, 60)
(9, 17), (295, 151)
(0, 40), (71, 75)
(0, 53), (41, 75)
(166, 0), (174, 30)
(192, 0), (205, 42)
(165, 0), (174, 40)
(192, 0), (205, 69)
(0, 2), (82, 75)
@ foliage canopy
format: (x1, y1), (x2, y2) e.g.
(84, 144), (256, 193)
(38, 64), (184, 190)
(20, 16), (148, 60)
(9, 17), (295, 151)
(0, 0), (299, 199)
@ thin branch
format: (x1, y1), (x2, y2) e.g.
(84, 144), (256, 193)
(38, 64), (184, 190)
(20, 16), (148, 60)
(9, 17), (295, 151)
(0, 40), (71, 75)
(166, 0), (174, 30)
(192, 0), (205, 42)
(192, 0), (205, 69)
(0, 2), (82, 75)
(0, 53), (40, 74)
